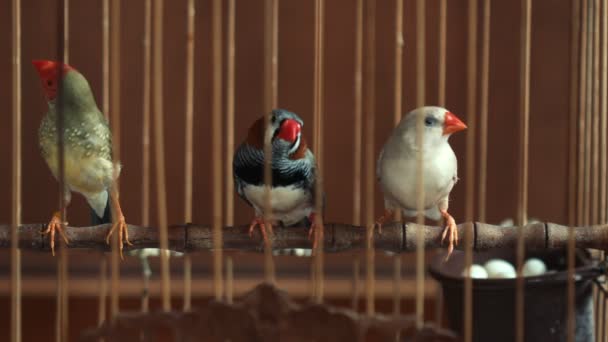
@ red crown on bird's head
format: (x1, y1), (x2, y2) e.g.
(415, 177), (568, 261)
(32, 60), (76, 101)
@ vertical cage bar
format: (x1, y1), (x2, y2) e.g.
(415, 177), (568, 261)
(263, 0), (277, 285)
(62, 0), (70, 336)
(211, 0), (224, 299)
(392, 254), (401, 316)
(516, 1), (532, 342)
(99, 3), (110, 317)
(478, 0), (490, 223)
(570, 0), (581, 228)
(11, 0), (21, 339)
(183, 256), (191, 311)
(585, 0), (593, 226)
(312, 0), (325, 304)
(102, 0), (109, 120)
(226, 257), (234, 304)
(97, 257), (107, 327)
(394, 0), (403, 128)
(580, 0), (589, 226)
(393, 0), (404, 235)
(183, 0), (195, 312)
(226, 0), (236, 227)
(225, 0), (236, 306)
(599, 287), (607, 342)
(139, 0), (152, 318)
(99, 3), (111, 320)
(435, 0), (448, 326)
(352, 0), (363, 311)
(54, 0), (68, 338)
(601, 0), (607, 225)
(593, 2), (603, 341)
(184, 0), (195, 227)
(463, 0), (477, 340)
(152, 0), (172, 310)
(141, 0), (151, 228)
(352, 258), (360, 311)
(593, 0), (601, 225)
(109, 0), (121, 318)
(415, 0), (426, 329)
(352, 0), (363, 227)
(438, 0), (447, 107)
(365, 0), (376, 316)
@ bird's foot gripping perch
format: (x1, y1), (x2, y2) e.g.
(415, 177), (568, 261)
(43, 211), (70, 256)
(374, 208), (394, 234)
(105, 214), (132, 260)
(440, 210), (458, 260)
(248, 217), (274, 245)
(307, 212), (324, 250)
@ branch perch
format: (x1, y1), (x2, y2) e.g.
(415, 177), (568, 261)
(0, 222), (607, 253)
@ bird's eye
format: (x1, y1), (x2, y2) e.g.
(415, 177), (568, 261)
(271, 116), (276, 124)
(424, 117), (435, 126)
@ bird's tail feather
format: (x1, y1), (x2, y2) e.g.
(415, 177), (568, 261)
(88, 190), (112, 225)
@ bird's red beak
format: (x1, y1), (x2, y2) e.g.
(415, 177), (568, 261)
(443, 111), (467, 135)
(277, 119), (301, 142)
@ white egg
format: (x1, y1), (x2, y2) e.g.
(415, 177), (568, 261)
(462, 264), (488, 279)
(523, 258), (547, 277)
(484, 259), (516, 279)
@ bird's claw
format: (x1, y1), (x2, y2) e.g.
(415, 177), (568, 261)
(43, 211), (69, 256)
(248, 217), (273, 245)
(307, 213), (324, 250)
(374, 209), (394, 235)
(105, 215), (131, 260)
(440, 211), (458, 261)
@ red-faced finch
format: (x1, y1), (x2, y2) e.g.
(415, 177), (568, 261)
(233, 109), (323, 247)
(33, 59), (131, 258)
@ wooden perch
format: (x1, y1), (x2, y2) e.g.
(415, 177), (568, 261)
(0, 222), (607, 253)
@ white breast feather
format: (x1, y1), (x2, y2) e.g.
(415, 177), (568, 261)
(242, 184), (312, 226)
(378, 140), (456, 219)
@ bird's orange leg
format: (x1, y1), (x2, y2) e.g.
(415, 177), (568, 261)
(440, 209), (458, 260)
(105, 187), (132, 260)
(248, 217), (273, 245)
(307, 212), (324, 250)
(374, 208), (394, 234)
(43, 211), (69, 256)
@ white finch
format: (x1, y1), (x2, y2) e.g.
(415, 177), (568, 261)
(376, 106), (467, 257)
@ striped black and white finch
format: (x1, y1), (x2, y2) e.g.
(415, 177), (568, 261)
(376, 106), (467, 257)
(33, 60), (131, 257)
(233, 109), (322, 245)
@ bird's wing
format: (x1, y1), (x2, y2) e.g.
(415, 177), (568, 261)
(233, 143), (264, 207)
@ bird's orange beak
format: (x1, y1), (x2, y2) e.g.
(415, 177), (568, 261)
(443, 111), (467, 135)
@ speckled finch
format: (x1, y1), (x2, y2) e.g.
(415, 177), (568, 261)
(33, 60), (131, 257)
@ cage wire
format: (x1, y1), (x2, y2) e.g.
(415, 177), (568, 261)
(6, 0), (608, 341)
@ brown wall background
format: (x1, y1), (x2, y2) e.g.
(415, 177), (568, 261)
(0, 0), (581, 340)
(0, 0), (573, 232)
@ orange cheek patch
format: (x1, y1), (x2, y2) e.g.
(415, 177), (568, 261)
(289, 136), (308, 160)
(245, 117), (265, 149)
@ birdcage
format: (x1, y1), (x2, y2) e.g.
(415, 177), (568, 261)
(3, 0), (608, 341)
